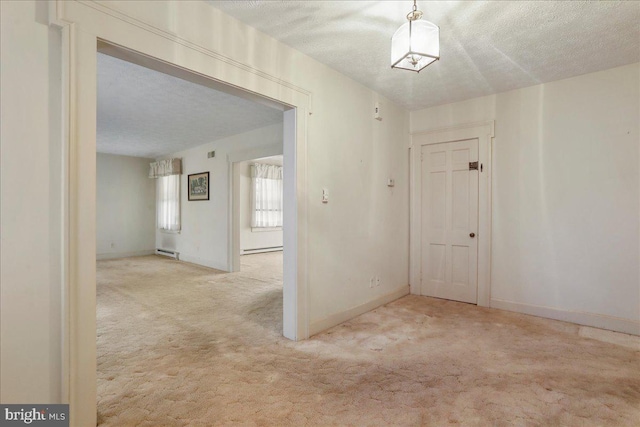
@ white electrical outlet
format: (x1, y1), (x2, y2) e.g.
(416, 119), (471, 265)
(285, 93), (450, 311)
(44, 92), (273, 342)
(322, 188), (329, 203)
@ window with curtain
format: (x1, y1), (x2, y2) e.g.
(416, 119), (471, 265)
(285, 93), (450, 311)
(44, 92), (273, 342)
(251, 163), (283, 228)
(157, 174), (181, 231)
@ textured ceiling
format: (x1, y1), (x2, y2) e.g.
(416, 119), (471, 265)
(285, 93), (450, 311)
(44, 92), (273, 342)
(208, 1), (640, 111)
(97, 53), (283, 158)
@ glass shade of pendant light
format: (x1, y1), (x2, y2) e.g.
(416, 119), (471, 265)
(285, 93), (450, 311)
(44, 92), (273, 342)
(391, 0), (440, 72)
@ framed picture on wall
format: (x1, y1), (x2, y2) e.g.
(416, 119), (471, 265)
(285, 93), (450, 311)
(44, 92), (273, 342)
(188, 172), (210, 201)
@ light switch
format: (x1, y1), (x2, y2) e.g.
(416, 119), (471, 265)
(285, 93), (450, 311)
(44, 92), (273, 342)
(322, 188), (329, 203)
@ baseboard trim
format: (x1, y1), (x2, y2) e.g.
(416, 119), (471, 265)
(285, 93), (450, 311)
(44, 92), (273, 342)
(241, 247), (283, 255)
(179, 254), (228, 272)
(309, 285), (410, 337)
(96, 250), (155, 260)
(491, 298), (640, 336)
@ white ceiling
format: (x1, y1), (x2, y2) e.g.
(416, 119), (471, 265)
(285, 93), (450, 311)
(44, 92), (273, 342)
(97, 53), (283, 158)
(208, 1), (640, 111)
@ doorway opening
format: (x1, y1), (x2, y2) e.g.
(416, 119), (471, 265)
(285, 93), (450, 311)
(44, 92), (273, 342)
(96, 40), (297, 328)
(231, 155), (284, 266)
(95, 42), (293, 423)
(59, 3), (311, 419)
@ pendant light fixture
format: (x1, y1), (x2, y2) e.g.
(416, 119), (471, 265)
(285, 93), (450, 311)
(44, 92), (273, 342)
(391, 0), (440, 72)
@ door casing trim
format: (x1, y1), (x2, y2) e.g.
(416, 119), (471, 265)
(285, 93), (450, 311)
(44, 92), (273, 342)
(49, 1), (311, 425)
(410, 121), (494, 307)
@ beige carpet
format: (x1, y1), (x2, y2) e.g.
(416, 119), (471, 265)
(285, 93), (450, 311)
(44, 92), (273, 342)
(97, 253), (640, 426)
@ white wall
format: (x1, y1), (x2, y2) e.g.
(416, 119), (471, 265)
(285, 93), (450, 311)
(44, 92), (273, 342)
(411, 94), (496, 132)
(239, 156), (283, 253)
(96, 153), (156, 259)
(300, 72), (410, 328)
(0, 1), (64, 403)
(411, 63), (640, 334)
(157, 123), (284, 270)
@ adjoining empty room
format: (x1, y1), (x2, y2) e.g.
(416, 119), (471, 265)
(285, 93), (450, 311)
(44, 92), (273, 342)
(95, 47), (288, 424)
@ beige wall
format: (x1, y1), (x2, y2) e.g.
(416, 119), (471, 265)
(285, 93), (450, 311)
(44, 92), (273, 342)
(411, 63), (640, 333)
(96, 153), (156, 259)
(0, 1), (64, 403)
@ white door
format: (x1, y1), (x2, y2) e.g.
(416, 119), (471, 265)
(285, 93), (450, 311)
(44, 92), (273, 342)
(421, 139), (479, 304)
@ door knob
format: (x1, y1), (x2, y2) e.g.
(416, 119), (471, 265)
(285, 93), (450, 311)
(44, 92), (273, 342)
(470, 233), (475, 238)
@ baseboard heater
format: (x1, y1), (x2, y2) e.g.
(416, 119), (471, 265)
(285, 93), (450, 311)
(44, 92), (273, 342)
(155, 249), (179, 260)
(241, 246), (283, 255)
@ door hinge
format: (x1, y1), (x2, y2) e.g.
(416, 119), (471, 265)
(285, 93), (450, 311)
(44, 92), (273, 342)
(469, 161), (478, 170)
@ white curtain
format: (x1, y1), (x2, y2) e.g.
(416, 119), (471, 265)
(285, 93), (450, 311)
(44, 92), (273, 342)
(157, 174), (181, 231)
(251, 163), (283, 228)
(149, 158), (181, 178)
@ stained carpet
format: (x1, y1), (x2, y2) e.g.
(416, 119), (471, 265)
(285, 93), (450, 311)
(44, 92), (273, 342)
(97, 253), (640, 426)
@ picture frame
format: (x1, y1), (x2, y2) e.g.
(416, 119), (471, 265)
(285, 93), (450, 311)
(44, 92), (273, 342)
(188, 172), (210, 201)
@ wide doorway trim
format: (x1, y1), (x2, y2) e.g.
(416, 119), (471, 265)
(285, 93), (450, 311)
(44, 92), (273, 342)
(50, 1), (311, 425)
(410, 121), (494, 307)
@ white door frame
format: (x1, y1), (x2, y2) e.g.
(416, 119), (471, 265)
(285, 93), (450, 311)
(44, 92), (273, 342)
(49, 1), (311, 425)
(228, 144), (284, 272)
(410, 121), (494, 306)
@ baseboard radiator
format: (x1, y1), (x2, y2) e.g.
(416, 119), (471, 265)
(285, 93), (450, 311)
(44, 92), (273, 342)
(241, 246), (283, 255)
(155, 248), (179, 260)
